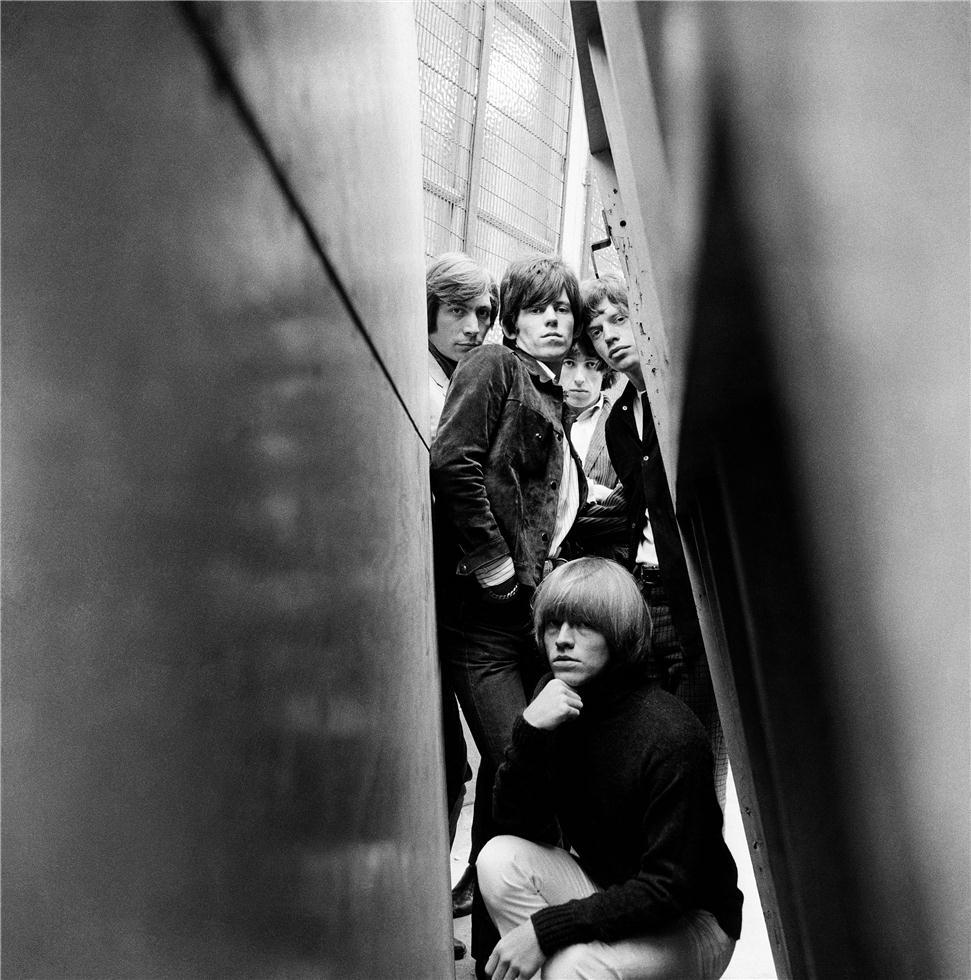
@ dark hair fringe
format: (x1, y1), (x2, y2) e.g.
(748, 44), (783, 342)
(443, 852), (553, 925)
(565, 333), (617, 388)
(499, 255), (582, 344)
(579, 274), (629, 330)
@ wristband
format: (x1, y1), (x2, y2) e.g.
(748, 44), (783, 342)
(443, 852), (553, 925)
(484, 577), (520, 602)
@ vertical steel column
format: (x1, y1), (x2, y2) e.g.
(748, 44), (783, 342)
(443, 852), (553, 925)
(462, 0), (496, 251)
(451, 0), (481, 246)
(557, 51), (577, 253)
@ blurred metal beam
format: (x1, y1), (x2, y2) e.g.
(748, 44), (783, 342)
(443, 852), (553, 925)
(572, 2), (970, 977)
(2, 3), (451, 977)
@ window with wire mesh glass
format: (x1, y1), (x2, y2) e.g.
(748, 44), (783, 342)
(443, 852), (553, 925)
(415, 0), (575, 301)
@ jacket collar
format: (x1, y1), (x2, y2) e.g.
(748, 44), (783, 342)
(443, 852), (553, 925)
(574, 393), (606, 424)
(512, 346), (560, 389)
(617, 377), (653, 428)
(617, 379), (638, 408)
(428, 349), (450, 390)
(428, 340), (456, 380)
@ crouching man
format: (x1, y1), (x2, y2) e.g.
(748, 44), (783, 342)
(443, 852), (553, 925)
(478, 558), (742, 980)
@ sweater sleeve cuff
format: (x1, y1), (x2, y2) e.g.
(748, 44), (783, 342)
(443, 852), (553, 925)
(510, 714), (554, 754)
(531, 904), (584, 956)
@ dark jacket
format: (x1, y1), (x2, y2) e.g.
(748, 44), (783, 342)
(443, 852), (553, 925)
(493, 669), (743, 953)
(605, 382), (704, 661)
(563, 391), (629, 565)
(431, 344), (586, 593)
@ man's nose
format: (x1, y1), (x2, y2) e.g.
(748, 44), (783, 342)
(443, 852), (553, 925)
(544, 305), (559, 324)
(555, 622), (574, 647)
(461, 312), (479, 334)
(603, 321), (620, 344)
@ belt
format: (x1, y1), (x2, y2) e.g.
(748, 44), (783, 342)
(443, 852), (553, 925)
(633, 564), (662, 585)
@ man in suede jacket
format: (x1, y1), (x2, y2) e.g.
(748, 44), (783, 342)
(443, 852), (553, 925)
(430, 255), (586, 973)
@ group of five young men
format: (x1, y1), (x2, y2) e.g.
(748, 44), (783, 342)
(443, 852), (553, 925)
(425, 253), (741, 980)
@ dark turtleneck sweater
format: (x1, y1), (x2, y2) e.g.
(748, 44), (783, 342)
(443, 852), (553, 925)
(492, 666), (743, 954)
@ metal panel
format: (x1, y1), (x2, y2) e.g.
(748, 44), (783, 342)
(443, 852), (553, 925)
(580, 169), (622, 282)
(2, 3), (450, 977)
(188, 1), (431, 441)
(572, 1), (969, 977)
(698, 8), (970, 977)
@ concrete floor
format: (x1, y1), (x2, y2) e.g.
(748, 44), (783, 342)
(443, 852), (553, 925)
(450, 737), (776, 980)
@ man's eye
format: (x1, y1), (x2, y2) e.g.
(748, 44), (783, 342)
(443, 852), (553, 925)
(556, 305), (571, 314)
(588, 325), (602, 336)
(614, 314), (627, 324)
(562, 359), (575, 368)
(584, 361), (599, 370)
(477, 309), (490, 320)
(546, 619), (563, 630)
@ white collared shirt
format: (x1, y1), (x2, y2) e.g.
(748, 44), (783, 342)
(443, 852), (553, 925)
(567, 393), (605, 464)
(632, 390), (659, 568)
(428, 351), (451, 442)
(537, 360), (580, 560)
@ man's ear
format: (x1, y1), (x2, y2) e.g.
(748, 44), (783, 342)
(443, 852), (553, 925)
(500, 318), (519, 341)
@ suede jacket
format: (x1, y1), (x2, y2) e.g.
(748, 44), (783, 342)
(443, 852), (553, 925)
(430, 344), (586, 592)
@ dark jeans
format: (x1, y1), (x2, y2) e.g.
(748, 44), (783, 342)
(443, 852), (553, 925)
(440, 665), (468, 846)
(639, 574), (728, 807)
(438, 583), (546, 964)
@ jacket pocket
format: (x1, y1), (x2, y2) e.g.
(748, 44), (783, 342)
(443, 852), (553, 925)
(498, 403), (553, 477)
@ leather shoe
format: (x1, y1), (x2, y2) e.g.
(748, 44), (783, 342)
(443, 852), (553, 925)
(452, 863), (475, 918)
(453, 936), (467, 960)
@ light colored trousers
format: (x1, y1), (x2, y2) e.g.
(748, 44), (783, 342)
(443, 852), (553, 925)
(477, 835), (735, 980)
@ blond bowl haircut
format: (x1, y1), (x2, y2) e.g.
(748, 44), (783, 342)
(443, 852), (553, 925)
(426, 251), (499, 335)
(532, 558), (652, 668)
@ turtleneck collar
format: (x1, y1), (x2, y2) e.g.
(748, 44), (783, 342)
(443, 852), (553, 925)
(582, 661), (641, 707)
(511, 346), (561, 386)
(428, 340), (456, 379)
(540, 661), (652, 718)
